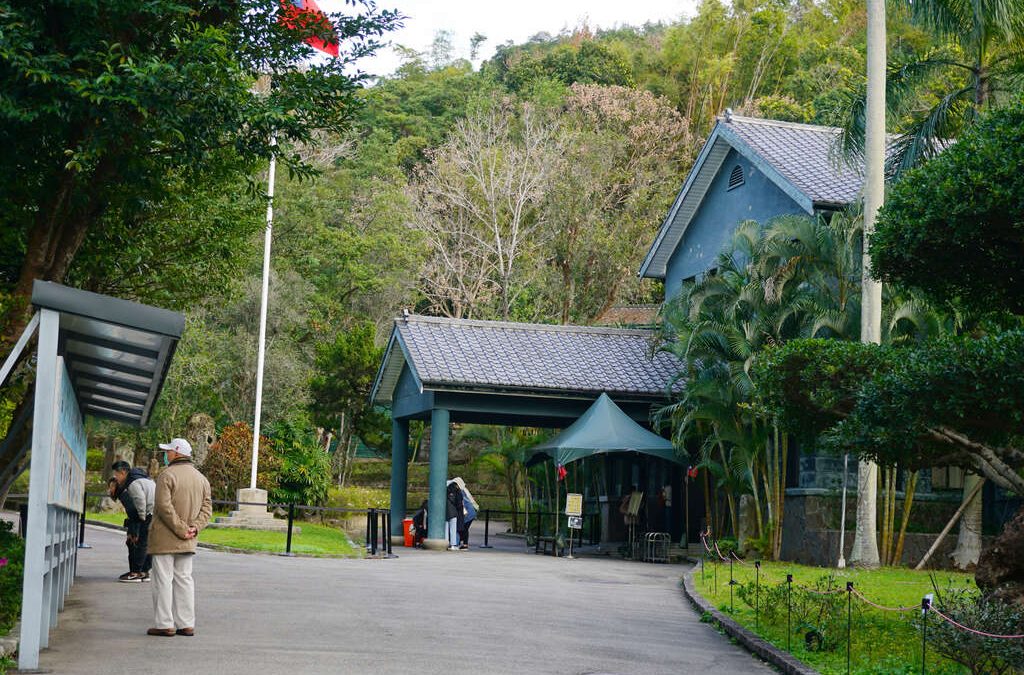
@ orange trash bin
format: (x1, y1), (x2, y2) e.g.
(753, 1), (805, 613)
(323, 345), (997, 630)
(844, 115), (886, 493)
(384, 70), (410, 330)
(403, 517), (414, 547)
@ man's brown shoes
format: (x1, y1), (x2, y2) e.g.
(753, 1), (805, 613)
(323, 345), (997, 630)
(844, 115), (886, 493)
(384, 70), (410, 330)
(176, 628), (194, 637)
(147, 628), (175, 637)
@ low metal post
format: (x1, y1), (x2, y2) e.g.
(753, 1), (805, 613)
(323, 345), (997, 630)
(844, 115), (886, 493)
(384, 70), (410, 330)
(369, 508), (378, 556)
(713, 552), (718, 595)
(846, 582), (853, 674)
(787, 574), (793, 652)
(480, 509), (493, 548)
(384, 510), (396, 558)
(283, 503), (295, 556)
(921, 594), (932, 674)
(729, 556), (735, 613)
(534, 510), (541, 554)
(755, 561), (760, 632)
(365, 509), (372, 552)
(77, 492), (91, 549)
(19, 502), (28, 538)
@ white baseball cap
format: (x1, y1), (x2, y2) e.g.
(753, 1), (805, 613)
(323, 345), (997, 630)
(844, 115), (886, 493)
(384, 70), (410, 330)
(158, 438), (193, 457)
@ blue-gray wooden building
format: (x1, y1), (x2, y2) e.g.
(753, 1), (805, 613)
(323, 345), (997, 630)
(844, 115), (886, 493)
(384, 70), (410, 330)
(374, 114), (989, 558)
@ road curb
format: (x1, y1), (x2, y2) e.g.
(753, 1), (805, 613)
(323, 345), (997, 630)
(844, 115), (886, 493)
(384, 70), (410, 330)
(681, 564), (819, 675)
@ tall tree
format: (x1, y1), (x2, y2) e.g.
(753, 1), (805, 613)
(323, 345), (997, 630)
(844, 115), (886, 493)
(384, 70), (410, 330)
(0, 0), (400, 351)
(409, 100), (560, 320)
(543, 84), (693, 324)
(849, 0), (887, 569)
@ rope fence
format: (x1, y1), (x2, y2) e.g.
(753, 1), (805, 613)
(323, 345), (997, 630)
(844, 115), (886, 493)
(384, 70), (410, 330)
(695, 534), (1024, 674)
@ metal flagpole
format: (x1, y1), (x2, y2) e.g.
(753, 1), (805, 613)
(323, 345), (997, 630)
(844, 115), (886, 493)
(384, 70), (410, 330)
(250, 134), (276, 490)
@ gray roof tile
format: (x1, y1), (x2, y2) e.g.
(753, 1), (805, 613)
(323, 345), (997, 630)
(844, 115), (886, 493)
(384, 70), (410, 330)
(722, 115), (890, 206)
(394, 315), (680, 397)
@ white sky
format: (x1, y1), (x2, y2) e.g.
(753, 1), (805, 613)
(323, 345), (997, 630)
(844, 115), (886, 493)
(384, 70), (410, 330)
(322, 0), (697, 78)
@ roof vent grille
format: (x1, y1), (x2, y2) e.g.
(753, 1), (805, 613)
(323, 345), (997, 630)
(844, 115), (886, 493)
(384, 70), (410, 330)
(728, 164), (745, 190)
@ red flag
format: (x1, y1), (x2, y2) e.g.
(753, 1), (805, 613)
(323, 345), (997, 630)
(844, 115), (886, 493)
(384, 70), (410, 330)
(279, 0), (340, 57)
(557, 464), (567, 481)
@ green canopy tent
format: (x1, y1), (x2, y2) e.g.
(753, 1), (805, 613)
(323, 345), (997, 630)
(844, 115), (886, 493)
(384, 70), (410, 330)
(526, 393), (680, 548)
(527, 393), (680, 467)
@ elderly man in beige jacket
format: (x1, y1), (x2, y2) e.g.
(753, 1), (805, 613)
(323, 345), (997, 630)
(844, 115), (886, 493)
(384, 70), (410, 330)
(147, 438), (212, 637)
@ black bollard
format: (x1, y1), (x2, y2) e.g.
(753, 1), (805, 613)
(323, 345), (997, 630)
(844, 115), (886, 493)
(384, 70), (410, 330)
(365, 509), (372, 552)
(283, 503), (295, 556)
(372, 510), (380, 557)
(384, 510), (397, 558)
(77, 492), (91, 549)
(19, 502), (28, 538)
(480, 509), (493, 548)
(534, 510), (541, 554)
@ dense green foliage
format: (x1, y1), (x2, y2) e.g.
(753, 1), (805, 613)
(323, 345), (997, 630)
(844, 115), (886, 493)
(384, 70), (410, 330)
(202, 422), (281, 502)
(0, 521), (24, 635)
(4, 0), (1023, 509)
(872, 102), (1024, 314)
(267, 421), (333, 506)
(657, 211), (937, 551)
(0, 0), (400, 340)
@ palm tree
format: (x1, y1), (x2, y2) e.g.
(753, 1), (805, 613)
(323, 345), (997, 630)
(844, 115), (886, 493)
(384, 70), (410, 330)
(840, 0), (1024, 172)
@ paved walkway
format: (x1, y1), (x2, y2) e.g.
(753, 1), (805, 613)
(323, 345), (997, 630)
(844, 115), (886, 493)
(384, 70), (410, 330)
(35, 525), (771, 674)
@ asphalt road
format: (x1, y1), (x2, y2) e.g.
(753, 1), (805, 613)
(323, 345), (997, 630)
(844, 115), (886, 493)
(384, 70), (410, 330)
(34, 525), (771, 674)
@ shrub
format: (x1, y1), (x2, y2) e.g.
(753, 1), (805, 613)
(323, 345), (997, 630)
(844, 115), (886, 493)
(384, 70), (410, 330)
(267, 421), (332, 507)
(737, 573), (851, 652)
(327, 486), (389, 510)
(922, 582), (1024, 675)
(0, 521), (25, 636)
(202, 422), (281, 502)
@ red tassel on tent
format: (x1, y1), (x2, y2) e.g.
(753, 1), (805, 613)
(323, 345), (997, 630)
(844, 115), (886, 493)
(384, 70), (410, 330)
(557, 464), (567, 481)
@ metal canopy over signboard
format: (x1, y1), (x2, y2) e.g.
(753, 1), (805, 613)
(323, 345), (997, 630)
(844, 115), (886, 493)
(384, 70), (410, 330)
(30, 280), (184, 427)
(3, 281), (184, 670)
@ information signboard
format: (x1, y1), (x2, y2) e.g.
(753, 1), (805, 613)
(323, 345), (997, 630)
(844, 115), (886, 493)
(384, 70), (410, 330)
(565, 492), (583, 517)
(567, 516), (583, 530)
(48, 359), (85, 512)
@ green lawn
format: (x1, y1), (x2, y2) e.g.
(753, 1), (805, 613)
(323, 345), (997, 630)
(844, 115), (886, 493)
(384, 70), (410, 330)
(693, 559), (974, 674)
(86, 512), (361, 557)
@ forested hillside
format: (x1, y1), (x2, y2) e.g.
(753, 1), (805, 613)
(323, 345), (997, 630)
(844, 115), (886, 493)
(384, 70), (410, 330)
(0, 0), (1006, 470)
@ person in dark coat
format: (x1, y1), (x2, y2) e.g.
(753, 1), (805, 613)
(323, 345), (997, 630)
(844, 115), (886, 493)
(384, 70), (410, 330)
(111, 461), (156, 582)
(445, 481), (464, 550)
(411, 500), (428, 548)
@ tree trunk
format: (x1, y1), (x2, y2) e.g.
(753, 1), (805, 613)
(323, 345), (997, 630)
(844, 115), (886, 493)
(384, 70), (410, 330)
(851, 0), (887, 570)
(102, 436), (116, 479)
(892, 470), (918, 565)
(950, 473), (984, 570)
(850, 461), (881, 567)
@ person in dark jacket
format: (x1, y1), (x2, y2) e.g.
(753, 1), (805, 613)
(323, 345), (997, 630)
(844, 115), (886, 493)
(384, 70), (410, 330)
(411, 500), (428, 548)
(111, 461), (156, 582)
(445, 481), (464, 550)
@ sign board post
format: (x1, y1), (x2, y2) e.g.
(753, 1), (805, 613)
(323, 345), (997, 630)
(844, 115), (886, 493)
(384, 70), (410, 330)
(19, 310), (87, 671)
(565, 493), (583, 559)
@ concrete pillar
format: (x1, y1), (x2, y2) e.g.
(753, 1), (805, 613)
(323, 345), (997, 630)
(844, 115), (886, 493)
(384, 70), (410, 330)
(425, 408), (450, 550)
(389, 418), (409, 544)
